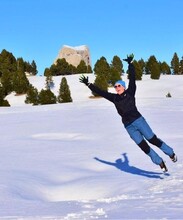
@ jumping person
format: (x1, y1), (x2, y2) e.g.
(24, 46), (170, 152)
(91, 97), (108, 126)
(79, 54), (177, 172)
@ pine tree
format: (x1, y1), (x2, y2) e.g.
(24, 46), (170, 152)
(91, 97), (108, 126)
(31, 60), (38, 75)
(0, 49), (17, 75)
(44, 68), (50, 76)
(1, 70), (13, 95)
(109, 66), (122, 86)
(92, 75), (108, 97)
(24, 61), (32, 73)
(138, 58), (145, 74)
(25, 84), (39, 105)
(87, 65), (92, 73)
(0, 49), (17, 94)
(111, 55), (124, 75)
(38, 89), (57, 105)
(13, 58), (30, 94)
(94, 56), (110, 83)
(45, 70), (54, 89)
(171, 52), (180, 74)
(133, 60), (142, 80)
(49, 64), (58, 76)
(54, 58), (69, 75)
(160, 62), (171, 75)
(68, 64), (77, 74)
(57, 77), (72, 103)
(144, 61), (150, 75)
(179, 56), (183, 75)
(0, 85), (10, 106)
(151, 61), (160, 79)
(77, 60), (87, 73)
(146, 56), (161, 79)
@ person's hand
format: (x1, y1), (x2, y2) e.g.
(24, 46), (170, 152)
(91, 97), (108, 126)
(79, 75), (89, 86)
(123, 54), (134, 64)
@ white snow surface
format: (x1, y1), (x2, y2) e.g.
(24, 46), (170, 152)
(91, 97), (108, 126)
(1, 74), (183, 219)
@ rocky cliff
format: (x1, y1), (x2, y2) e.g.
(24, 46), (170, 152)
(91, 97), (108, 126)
(55, 45), (91, 67)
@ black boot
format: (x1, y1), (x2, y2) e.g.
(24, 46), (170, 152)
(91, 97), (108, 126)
(160, 161), (168, 172)
(170, 153), (177, 162)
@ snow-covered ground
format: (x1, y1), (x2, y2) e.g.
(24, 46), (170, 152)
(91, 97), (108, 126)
(1, 74), (183, 219)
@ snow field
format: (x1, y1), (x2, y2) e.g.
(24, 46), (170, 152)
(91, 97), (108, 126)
(0, 74), (183, 219)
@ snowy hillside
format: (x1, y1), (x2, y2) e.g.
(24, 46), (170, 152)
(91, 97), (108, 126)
(1, 74), (183, 219)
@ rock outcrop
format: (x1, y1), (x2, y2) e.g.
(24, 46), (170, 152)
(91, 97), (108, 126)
(55, 45), (91, 67)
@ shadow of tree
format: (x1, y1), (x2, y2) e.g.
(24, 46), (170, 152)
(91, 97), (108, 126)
(94, 153), (164, 179)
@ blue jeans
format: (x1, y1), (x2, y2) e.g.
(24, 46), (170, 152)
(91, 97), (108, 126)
(125, 116), (174, 165)
(125, 116), (154, 145)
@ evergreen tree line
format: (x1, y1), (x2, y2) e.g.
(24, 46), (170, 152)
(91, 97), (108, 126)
(44, 58), (92, 76)
(92, 52), (183, 96)
(0, 49), (73, 106)
(44, 52), (183, 80)
(25, 76), (72, 105)
(0, 48), (183, 105)
(0, 49), (37, 106)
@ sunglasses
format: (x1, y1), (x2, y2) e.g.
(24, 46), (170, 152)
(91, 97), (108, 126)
(114, 84), (122, 88)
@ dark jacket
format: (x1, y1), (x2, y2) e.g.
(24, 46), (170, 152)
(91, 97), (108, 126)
(88, 63), (141, 127)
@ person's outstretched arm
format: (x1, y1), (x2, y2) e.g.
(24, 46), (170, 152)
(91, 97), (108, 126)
(123, 54), (136, 97)
(79, 75), (115, 102)
(128, 63), (136, 96)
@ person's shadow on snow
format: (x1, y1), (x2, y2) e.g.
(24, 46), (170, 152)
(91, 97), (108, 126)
(94, 153), (163, 179)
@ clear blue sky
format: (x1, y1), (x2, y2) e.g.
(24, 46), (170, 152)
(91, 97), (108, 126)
(1, 0), (183, 75)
